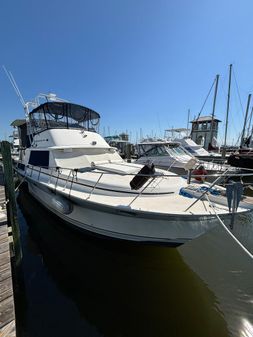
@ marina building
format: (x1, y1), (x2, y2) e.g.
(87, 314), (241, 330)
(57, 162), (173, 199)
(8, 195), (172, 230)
(190, 116), (221, 150)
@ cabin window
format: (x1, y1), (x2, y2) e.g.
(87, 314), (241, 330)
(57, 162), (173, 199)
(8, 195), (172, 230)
(28, 150), (49, 168)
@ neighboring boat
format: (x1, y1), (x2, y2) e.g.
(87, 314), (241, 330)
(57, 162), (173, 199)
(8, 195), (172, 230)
(104, 134), (134, 159)
(135, 138), (194, 175)
(164, 128), (226, 163)
(135, 138), (234, 179)
(227, 151), (253, 170)
(227, 93), (253, 170)
(14, 93), (253, 246)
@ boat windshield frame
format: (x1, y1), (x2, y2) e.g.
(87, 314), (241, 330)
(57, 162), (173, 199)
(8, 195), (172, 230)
(139, 143), (192, 158)
(28, 102), (100, 134)
(165, 144), (191, 157)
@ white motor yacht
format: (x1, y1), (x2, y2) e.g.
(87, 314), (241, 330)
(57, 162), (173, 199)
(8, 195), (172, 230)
(164, 128), (227, 162)
(14, 94), (253, 246)
(135, 139), (235, 179)
(135, 139), (194, 175)
(178, 137), (221, 158)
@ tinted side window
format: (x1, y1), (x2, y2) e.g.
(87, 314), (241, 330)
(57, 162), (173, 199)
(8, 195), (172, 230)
(29, 151), (49, 168)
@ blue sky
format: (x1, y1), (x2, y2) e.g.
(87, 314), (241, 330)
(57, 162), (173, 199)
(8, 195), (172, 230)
(1, 0), (253, 145)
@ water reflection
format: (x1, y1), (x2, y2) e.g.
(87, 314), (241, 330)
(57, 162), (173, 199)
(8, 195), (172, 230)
(179, 213), (253, 337)
(240, 318), (253, 337)
(17, 187), (233, 337)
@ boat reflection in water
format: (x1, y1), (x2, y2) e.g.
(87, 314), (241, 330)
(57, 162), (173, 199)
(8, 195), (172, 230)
(17, 187), (253, 337)
(179, 214), (253, 337)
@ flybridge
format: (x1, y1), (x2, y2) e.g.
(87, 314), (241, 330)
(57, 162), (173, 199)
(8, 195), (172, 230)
(11, 93), (101, 148)
(20, 93), (101, 135)
(29, 101), (100, 134)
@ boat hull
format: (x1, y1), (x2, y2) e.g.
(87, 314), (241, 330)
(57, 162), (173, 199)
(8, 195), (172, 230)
(25, 179), (235, 246)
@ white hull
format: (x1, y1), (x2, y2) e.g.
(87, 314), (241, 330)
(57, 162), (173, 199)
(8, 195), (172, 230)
(26, 179), (237, 246)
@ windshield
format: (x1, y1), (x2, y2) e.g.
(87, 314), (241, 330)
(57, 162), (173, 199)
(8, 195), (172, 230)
(165, 144), (191, 156)
(143, 145), (168, 156)
(142, 144), (191, 158)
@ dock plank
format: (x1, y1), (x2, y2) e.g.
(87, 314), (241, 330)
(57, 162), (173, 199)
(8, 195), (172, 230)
(0, 252), (10, 268)
(0, 263), (11, 282)
(0, 277), (13, 302)
(0, 173), (16, 336)
(0, 233), (8, 243)
(0, 296), (15, 329)
(0, 241), (9, 255)
(0, 226), (7, 236)
(0, 320), (16, 337)
(0, 234), (8, 245)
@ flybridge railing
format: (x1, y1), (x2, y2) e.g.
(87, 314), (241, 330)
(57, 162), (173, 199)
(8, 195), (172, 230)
(16, 162), (253, 206)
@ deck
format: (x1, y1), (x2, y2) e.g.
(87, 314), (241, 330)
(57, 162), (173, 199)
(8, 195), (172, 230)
(0, 168), (16, 337)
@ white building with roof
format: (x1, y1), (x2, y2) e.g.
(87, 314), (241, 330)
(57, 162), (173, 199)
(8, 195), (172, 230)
(190, 116), (221, 150)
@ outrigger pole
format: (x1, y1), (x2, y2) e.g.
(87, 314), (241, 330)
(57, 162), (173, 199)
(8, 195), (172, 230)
(2, 65), (26, 108)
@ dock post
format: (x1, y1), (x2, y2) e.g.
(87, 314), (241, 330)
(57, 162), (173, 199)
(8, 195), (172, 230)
(187, 169), (192, 184)
(126, 143), (131, 163)
(1, 141), (22, 265)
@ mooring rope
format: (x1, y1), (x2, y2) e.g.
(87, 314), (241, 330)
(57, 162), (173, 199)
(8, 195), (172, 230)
(14, 172), (27, 192)
(206, 194), (253, 260)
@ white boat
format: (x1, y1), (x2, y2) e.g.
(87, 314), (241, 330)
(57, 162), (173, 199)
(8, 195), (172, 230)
(177, 137), (220, 157)
(135, 138), (235, 179)
(164, 128), (227, 162)
(14, 93), (253, 246)
(135, 139), (194, 175)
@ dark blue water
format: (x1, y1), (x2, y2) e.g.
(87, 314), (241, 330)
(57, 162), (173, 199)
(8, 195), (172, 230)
(16, 187), (253, 337)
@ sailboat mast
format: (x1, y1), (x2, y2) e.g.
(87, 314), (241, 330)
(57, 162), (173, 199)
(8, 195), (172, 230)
(222, 64), (232, 158)
(247, 106), (253, 138)
(187, 109), (190, 136)
(240, 94), (252, 147)
(209, 74), (219, 148)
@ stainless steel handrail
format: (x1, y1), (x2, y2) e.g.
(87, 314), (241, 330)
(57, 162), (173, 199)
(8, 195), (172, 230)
(128, 177), (156, 207)
(86, 172), (103, 199)
(17, 163), (253, 204)
(184, 169), (230, 212)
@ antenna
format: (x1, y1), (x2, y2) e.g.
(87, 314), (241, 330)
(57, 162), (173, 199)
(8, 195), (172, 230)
(2, 65), (26, 107)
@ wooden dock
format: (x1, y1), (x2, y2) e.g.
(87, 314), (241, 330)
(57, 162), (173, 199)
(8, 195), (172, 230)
(0, 168), (16, 337)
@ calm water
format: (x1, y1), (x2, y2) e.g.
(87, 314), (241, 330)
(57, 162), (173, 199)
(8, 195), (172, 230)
(16, 187), (253, 337)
